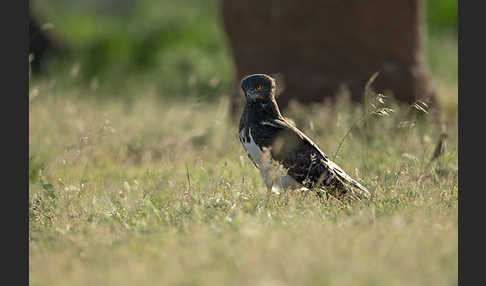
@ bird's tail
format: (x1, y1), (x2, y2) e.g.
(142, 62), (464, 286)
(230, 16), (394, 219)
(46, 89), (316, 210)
(318, 172), (371, 201)
(323, 162), (371, 200)
(347, 179), (371, 199)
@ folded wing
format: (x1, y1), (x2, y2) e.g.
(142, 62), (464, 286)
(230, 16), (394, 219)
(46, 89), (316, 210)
(256, 118), (370, 198)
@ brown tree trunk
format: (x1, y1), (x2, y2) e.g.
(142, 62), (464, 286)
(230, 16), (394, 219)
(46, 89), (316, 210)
(221, 0), (437, 115)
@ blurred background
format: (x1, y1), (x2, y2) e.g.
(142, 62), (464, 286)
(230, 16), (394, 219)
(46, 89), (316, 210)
(29, 0), (457, 110)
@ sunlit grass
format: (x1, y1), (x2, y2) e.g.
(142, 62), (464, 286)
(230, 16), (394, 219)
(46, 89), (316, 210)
(29, 75), (457, 285)
(29, 2), (458, 281)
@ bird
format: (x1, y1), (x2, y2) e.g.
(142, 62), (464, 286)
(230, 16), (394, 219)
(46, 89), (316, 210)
(238, 74), (370, 201)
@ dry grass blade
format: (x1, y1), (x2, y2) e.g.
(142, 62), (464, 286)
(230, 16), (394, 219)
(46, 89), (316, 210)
(411, 100), (429, 114)
(364, 71), (380, 92)
(333, 72), (392, 159)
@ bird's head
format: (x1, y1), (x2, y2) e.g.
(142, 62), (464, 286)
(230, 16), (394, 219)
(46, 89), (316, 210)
(241, 74), (276, 102)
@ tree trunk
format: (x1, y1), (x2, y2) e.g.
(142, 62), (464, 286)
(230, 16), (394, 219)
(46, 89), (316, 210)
(221, 0), (437, 115)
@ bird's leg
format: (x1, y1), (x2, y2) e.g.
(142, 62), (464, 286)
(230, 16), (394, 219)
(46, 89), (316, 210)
(260, 168), (273, 204)
(280, 175), (303, 205)
(264, 177), (274, 204)
(265, 182), (273, 203)
(279, 177), (289, 205)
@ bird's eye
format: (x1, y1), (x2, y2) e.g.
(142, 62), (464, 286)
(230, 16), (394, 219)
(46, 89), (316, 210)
(256, 85), (263, 90)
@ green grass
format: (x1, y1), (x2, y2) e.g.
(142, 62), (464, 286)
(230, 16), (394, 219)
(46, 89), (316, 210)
(29, 80), (457, 285)
(426, 0), (457, 34)
(31, 0), (234, 98)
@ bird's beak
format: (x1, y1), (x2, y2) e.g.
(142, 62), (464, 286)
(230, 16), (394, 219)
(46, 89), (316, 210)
(246, 91), (260, 102)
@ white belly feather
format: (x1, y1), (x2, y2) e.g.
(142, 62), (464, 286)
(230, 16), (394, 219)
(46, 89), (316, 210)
(240, 127), (264, 166)
(240, 127), (308, 193)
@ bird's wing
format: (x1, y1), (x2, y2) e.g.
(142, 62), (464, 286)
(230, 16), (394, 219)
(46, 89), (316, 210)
(259, 118), (370, 198)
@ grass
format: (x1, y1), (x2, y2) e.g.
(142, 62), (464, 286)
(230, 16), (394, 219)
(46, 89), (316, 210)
(30, 1), (457, 283)
(29, 75), (457, 285)
(31, 0), (235, 98)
